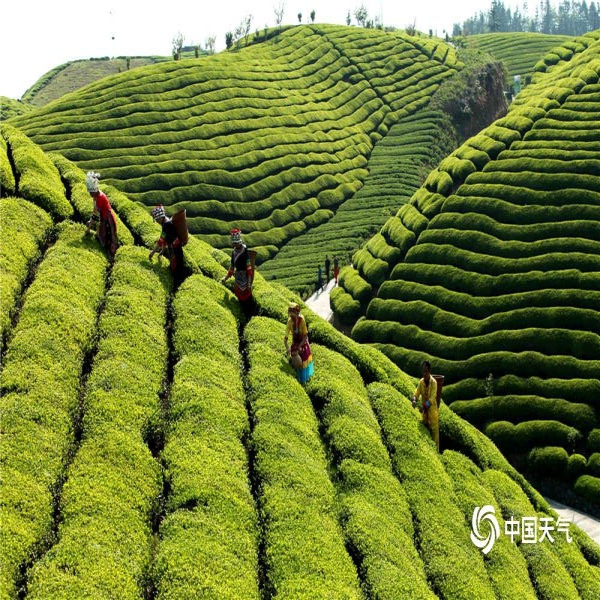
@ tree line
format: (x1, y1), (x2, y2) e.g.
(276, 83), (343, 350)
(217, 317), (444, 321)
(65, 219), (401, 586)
(454, 0), (600, 36)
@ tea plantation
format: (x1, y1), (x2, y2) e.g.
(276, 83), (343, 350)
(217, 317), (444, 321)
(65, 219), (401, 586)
(8, 24), (466, 295)
(347, 30), (600, 512)
(2, 121), (600, 599)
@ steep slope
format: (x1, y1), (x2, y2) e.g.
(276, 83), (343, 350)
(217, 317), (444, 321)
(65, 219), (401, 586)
(349, 30), (600, 511)
(464, 32), (571, 81)
(8, 25), (465, 294)
(2, 124), (599, 599)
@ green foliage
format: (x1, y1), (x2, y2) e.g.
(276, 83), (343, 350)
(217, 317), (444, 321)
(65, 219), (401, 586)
(0, 133), (16, 194)
(450, 395), (595, 433)
(587, 453), (600, 477)
(330, 286), (362, 325)
(244, 317), (362, 597)
(441, 451), (537, 600)
(588, 429), (600, 453)
(305, 345), (434, 598)
(575, 475), (600, 506)
(0, 223), (108, 597)
(485, 420), (583, 454)
(1, 123), (73, 219)
(367, 383), (497, 600)
(567, 453), (588, 479)
(155, 274), (259, 599)
(0, 198), (53, 342)
(528, 446), (569, 476)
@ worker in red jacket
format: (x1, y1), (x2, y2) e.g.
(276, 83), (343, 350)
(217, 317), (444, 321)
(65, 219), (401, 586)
(85, 171), (118, 260)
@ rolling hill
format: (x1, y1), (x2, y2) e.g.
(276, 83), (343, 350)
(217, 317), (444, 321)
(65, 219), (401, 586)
(343, 29), (600, 512)
(2, 119), (600, 600)
(8, 24), (470, 296)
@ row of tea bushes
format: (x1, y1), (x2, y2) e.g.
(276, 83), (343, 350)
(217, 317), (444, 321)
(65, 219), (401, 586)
(0, 132), (15, 194)
(0, 223), (108, 598)
(26, 246), (170, 598)
(0, 198), (53, 342)
(153, 275), (260, 599)
(1, 124), (72, 219)
(244, 317), (362, 597)
(366, 383), (498, 599)
(305, 344), (434, 598)
(483, 468), (600, 599)
(441, 451), (537, 600)
(50, 153), (134, 247)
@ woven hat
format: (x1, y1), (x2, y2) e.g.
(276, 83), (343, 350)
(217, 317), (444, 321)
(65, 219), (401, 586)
(288, 302), (301, 314)
(151, 205), (166, 220)
(230, 228), (242, 244)
(85, 171), (100, 193)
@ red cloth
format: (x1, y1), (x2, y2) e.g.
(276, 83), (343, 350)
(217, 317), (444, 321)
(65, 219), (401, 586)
(94, 191), (112, 220)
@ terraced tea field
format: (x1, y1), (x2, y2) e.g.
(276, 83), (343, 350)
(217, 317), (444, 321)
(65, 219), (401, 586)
(2, 121), (599, 600)
(9, 25), (463, 294)
(349, 30), (600, 510)
(464, 32), (571, 80)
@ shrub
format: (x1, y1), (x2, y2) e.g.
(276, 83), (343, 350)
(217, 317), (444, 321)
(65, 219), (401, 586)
(0, 198), (53, 342)
(244, 317), (362, 597)
(366, 383), (497, 600)
(1, 123), (73, 219)
(587, 429), (600, 453)
(154, 274), (259, 599)
(574, 475), (600, 507)
(330, 286), (362, 325)
(528, 446), (569, 476)
(567, 454), (587, 479)
(587, 453), (600, 477)
(485, 420), (582, 454)
(0, 223), (108, 597)
(338, 266), (372, 303)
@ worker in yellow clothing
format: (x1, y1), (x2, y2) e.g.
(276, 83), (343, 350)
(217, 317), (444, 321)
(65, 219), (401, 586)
(412, 360), (440, 452)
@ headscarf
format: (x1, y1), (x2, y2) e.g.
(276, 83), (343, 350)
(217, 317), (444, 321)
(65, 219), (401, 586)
(288, 302), (301, 315)
(152, 205), (166, 220)
(230, 228), (242, 245)
(86, 171), (100, 193)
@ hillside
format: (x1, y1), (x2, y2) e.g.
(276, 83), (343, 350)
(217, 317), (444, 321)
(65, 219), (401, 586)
(20, 57), (163, 107)
(8, 24), (473, 296)
(464, 32), (571, 82)
(340, 30), (600, 513)
(2, 121), (600, 599)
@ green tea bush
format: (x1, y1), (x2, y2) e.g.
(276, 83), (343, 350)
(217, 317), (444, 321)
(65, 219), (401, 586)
(567, 454), (588, 479)
(353, 247), (388, 287)
(367, 383), (497, 600)
(0, 133), (15, 195)
(441, 451), (536, 600)
(0, 198), (53, 342)
(338, 266), (372, 303)
(244, 317), (362, 597)
(528, 446), (569, 476)
(154, 274), (259, 599)
(305, 345), (434, 598)
(450, 396), (595, 433)
(0, 223), (107, 598)
(485, 420), (582, 454)
(574, 475), (600, 506)
(588, 429), (600, 453)
(587, 453), (600, 477)
(330, 286), (362, 325)
(482, 470), (583, 599)
(1, 123), (73, 219)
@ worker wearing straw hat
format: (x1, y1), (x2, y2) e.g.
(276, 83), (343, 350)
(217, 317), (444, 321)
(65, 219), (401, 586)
(284, 302), (314, 385)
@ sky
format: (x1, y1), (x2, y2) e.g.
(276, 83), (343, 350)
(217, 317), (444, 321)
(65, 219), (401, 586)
(1, 0), (499, 99)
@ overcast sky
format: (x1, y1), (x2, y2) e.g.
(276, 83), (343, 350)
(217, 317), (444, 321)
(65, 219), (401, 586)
(1, 0), (501, 99)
